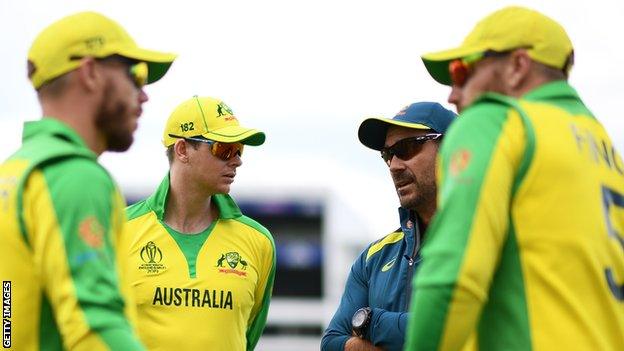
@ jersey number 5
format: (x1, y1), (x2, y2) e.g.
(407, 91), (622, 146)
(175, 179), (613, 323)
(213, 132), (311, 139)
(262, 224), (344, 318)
(602, 185), (624, 301)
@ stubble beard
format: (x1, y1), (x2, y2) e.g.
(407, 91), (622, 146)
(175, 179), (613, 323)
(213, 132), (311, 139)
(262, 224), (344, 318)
(95, 81), (135, 152)
(397, 174), (437, 216)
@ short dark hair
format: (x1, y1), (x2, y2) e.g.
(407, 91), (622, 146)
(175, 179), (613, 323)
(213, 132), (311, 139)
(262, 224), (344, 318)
(536, 62), (567, 81)
(166, 146), (175, 164)
(37, 73), (71, 97)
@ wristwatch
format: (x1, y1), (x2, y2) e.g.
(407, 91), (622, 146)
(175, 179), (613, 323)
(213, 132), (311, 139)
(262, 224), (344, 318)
(351, 307), (372, 338)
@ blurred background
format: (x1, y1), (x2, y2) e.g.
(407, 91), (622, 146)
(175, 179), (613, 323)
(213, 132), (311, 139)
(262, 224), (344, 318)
(1, 0), (623, 349)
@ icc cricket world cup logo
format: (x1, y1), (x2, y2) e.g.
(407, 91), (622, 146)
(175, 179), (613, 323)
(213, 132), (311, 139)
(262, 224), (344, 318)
(141, 241), (163, 263)
(141, 241), (162, 263)
(139, 241), (166, 274)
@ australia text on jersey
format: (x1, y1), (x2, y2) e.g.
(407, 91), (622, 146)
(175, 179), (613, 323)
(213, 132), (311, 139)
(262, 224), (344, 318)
(152, 286), (233, 309)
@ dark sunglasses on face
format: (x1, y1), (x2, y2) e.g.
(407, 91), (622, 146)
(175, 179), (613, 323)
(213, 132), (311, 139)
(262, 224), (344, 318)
(169, 134), (244, 161)
(380, 133), (442, 165)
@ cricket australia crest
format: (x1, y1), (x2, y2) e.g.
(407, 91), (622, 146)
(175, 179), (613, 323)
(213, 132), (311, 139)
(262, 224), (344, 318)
(216, 251), (248, 276)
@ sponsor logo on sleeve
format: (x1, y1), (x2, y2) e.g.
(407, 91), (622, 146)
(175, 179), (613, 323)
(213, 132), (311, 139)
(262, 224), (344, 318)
(78, 216), (104, 249)
(450, 149), (472, 177)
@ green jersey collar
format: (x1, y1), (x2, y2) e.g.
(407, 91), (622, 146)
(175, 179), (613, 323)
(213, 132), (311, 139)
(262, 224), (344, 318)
(146, 174), (243, 220)
(23, 118), (94, 156)
(522, 80), (581, 102)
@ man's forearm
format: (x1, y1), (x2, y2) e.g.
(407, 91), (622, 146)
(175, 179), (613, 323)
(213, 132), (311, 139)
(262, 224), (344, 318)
(345, 337), (383, 351)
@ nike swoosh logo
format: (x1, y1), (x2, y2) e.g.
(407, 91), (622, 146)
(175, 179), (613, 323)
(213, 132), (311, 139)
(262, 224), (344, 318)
(381, 258), (396, 272)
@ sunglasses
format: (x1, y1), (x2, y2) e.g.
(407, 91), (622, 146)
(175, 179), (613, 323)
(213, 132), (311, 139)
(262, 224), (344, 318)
(128, 61), (148, 88)
(72, 55), (149, 89)
(103, 56), (148, 88)
(169, 134), (244, 161)
(380, 133), (442, 165)
(449, 50), (511, 87)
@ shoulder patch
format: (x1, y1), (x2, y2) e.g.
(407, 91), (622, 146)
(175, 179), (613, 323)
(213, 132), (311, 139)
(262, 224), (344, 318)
(366, 229), (404, 261)
(78, 216), (105, 249)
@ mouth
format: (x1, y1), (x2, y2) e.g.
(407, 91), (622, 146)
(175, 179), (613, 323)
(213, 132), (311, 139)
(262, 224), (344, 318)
(393, 175), (412, 188)
(395, 182), (411, 191)
(223, 172), (236, 183)
(393, 176), (414, 193)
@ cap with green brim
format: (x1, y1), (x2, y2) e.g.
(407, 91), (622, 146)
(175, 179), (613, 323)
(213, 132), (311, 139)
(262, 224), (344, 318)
(28, 11), (177, 89)
(116, 47), (176, 85)
(421, 6), (574, 86)
(163, 96), (265, 148)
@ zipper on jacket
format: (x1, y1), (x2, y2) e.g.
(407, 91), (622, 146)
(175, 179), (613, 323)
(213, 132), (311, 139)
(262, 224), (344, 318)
(403, 218), (420, 310)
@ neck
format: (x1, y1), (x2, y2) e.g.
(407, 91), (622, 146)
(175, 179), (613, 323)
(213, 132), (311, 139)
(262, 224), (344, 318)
(165, 169), (217, 234)
(40, 97), (106, 155)
(508, 74), (558, 98)
(415, 206), (434, 228)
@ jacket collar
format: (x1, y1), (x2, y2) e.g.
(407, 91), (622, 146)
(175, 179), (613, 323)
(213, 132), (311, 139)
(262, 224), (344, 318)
(146, 173), (243, 220)
(398, 207), (420, 236)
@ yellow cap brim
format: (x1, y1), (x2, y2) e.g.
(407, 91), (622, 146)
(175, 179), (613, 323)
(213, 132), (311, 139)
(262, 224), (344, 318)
(202, 126), (266, 146)
(421, 44), (488, 85)
(118, 47), (177, 84)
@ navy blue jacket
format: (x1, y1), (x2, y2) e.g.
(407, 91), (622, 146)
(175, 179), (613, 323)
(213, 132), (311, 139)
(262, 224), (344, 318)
(321, 208), (422, 351)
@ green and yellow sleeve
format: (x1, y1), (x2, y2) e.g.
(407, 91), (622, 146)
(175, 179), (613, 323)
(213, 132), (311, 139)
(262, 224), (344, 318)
(23, 158), (143, 350)
(405, 100), (531, 351)
(239, 216), (276, 351)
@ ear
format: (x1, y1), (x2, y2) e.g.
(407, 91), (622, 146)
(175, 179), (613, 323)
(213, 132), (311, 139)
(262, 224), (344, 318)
(174, 139), (190, 164)
(75, 57), (101, 92)
(505, 49), (532, 89)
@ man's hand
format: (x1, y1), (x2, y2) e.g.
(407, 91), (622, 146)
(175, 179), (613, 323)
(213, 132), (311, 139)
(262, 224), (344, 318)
(344, 336), (383, 351)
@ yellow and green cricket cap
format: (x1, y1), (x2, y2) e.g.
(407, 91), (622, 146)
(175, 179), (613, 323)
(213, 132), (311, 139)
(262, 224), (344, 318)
(28, 11), (177, 89)
(422, 6), (574, 85)
(162, 96), (266, 147)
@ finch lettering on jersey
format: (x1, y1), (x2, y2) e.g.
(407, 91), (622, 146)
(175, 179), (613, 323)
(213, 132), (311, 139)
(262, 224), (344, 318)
(152, 287), (233, 310)
(570, 124), (624, 176)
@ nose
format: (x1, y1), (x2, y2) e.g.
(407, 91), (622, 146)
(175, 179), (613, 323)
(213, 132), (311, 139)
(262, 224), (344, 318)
(388, 154), (404, 172)
(228, 154), (243, 168)
(447, 85), (462, 113)
(138, 89), (149, 104)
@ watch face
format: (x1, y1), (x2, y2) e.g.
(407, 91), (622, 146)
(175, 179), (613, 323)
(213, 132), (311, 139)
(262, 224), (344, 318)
(352, 309), (367, 327)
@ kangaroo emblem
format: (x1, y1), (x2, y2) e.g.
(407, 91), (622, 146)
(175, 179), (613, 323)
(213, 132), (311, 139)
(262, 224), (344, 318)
(216, 254), (226, 267)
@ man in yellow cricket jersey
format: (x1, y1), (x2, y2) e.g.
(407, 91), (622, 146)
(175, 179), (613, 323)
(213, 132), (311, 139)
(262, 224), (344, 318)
(0, 12), (176, 350)
(405, 6), (624, 351)
(123, 96), (276, 350)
